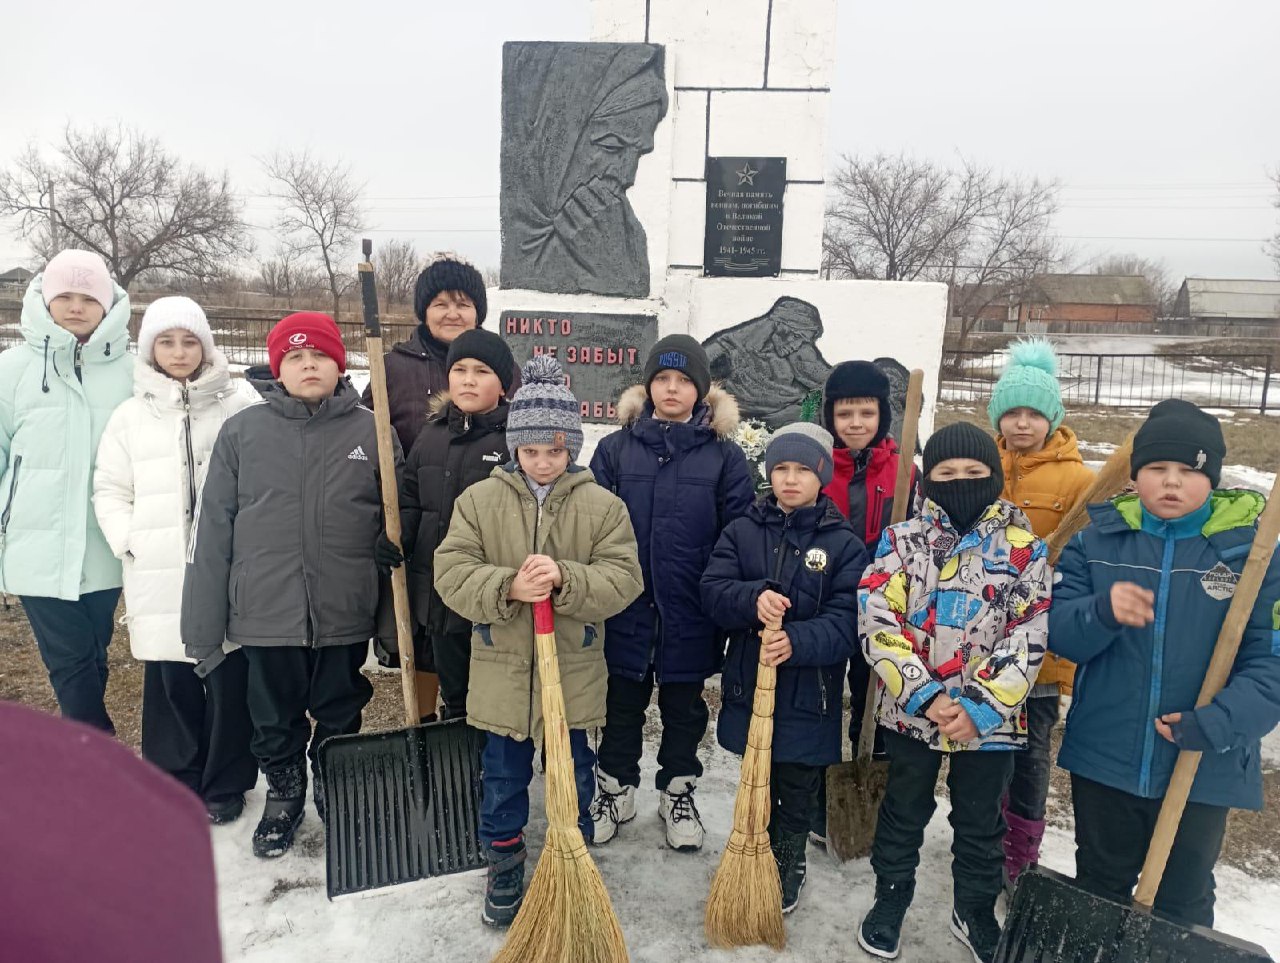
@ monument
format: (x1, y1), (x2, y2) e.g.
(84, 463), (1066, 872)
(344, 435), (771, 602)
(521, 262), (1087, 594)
(490, 0), (949, 451)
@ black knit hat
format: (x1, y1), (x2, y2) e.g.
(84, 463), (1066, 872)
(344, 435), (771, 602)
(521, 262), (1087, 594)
(1131, 399), (1225, 487)
(413, 257), (488, 326)
(643, 334), (711, 400)
(445, 329), (515, 393)
(923, 422), (1004, 486)
(822, 361), (892, 448)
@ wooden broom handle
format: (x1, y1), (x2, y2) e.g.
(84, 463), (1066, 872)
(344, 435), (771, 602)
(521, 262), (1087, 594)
(359, 247), (419, 727)
(856, 369), (925, 762)
(1134, 469), (1280, 907)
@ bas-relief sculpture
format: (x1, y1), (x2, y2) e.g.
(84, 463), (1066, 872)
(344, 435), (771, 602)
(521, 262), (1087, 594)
(500, 42), (668, 298)
(702, 297), (833, 428)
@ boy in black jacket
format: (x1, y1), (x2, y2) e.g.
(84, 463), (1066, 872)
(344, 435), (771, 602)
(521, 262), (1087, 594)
(183, 312), (400, 859)
(392, 329), (513, 721)
(701, 423), (866, 914)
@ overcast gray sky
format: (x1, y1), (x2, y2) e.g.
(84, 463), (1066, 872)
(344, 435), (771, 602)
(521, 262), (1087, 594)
(3, 0), (1277, 283)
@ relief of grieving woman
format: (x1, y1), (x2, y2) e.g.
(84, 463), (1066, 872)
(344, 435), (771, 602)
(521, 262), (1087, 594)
(702, 297), (834, 428)
(500, 42), (668, 298)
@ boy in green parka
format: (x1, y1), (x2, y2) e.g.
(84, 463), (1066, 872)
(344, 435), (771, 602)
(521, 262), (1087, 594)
(434, 355), (643, 928)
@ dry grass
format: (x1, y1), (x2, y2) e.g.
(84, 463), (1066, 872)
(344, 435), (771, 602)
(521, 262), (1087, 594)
(935, 404), (1280, 474)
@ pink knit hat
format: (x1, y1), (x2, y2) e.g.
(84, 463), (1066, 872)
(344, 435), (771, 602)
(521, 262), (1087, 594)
(41, 250), (114, 313)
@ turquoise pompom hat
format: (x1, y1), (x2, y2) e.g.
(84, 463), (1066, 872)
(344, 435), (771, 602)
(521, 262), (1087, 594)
(987, 338), (1065, 431)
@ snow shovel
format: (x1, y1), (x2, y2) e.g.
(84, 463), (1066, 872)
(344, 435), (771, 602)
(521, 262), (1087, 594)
(318, 240), (485, 899)
(994, 465), (1280, 963)
(826, 367), (924, 862)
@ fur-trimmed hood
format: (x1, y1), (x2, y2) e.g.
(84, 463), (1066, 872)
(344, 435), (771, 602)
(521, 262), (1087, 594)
(615, 383), (741, 439)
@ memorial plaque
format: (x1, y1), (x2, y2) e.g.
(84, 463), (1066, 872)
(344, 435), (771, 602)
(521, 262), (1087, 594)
(704, 156), (786, 278)
(501, 310), (659, 423)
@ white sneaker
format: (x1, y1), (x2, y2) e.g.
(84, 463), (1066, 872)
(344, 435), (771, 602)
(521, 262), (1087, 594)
(658, 776), (705, 851)
(589, 770), (635, 845)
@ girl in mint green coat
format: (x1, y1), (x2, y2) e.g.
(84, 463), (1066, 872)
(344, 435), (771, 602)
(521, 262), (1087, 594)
(0, 250), (135, 732)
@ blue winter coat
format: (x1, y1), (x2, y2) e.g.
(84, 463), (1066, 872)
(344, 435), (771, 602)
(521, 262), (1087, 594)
(701, 495), (867, 766)
(590, 384), (756, 683)
(1051, 492), (1280, 810)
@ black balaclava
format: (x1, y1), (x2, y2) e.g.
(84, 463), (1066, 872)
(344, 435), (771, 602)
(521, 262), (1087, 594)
(922, 422), (1005, 533)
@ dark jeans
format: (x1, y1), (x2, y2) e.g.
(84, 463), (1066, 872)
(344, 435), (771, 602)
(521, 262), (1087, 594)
(1007, 694), (1057, 821)
(1072, 773), (1227, 928)
(142, 652), (257, 803)
(773, 761), (822, 837)
(480, 730), (595, 845)
(431, 630), (472, 721)
(242, 643), (373, 774)
(21, 589), (120, 733)
(871, 728), (1014, 909)
(596, 670), (708, 791)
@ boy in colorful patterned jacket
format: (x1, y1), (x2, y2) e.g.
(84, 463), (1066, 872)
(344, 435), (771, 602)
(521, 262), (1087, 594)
(1050, 399), (1280, 929)
(856, 422), (1050, 963)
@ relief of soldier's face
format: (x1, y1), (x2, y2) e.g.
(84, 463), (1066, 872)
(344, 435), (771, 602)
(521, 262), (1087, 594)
(585, 103), (660, 194)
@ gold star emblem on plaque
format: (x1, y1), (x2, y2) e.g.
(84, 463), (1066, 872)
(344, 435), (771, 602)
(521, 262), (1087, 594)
(735, 162), (758, 186)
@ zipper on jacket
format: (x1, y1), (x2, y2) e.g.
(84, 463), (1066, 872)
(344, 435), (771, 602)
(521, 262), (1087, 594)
(182, 387), (198, 520)
(1139, 530), (1177, 796)
(300, 427), (314, 646)
(73, 343), (84, 384)
(0, 455), (21, 535)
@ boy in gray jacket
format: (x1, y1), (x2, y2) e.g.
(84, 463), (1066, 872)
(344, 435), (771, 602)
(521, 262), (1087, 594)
(182, 312), (402, 858)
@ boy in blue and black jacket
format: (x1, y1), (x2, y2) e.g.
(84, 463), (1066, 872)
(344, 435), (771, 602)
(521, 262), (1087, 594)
(588, 335), (755, 852)
(701, 423), (866, 914)
(1051, 399), (1280, 928)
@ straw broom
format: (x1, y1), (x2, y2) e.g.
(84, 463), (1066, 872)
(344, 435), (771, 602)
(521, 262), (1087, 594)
(1045, 434), (1134, 564)
(491, 598), (628, 963)
(704, 617), (786, 950)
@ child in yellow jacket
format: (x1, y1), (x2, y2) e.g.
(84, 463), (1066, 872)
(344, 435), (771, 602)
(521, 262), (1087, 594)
(987, 338), (1095, 890)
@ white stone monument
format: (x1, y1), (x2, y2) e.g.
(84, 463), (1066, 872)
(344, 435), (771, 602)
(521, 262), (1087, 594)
(490, 0), (948, 460)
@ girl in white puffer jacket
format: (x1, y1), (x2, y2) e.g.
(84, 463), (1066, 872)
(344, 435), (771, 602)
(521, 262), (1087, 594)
(94, 297), (261, 824)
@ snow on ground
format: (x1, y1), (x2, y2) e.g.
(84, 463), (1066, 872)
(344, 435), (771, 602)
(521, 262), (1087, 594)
(213, 730), (1280, 962)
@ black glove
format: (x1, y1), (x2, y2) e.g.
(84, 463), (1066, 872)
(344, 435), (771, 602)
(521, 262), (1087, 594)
(375, 531), (405, 575)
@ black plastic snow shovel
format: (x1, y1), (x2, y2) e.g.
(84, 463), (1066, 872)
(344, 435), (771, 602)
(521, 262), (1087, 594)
(826, 368), (923, 862)
(994, 465), (1280, 963)
(318, 240), (485, 899)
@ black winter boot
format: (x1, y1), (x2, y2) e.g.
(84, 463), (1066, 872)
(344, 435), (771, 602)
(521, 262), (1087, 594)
(858, 876), (916, 959)
(482, 835), (527, 927)
(771, 829), (808, 914)
(252, 761), (306, 859)
(206, 793), (246, 826)
(950, 903), (1001, 963)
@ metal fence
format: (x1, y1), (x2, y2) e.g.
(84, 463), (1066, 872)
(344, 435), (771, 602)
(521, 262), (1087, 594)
(941, 350), (1275, 413)
(3, 306), (1276, 414)
(0, 304), (419, 366)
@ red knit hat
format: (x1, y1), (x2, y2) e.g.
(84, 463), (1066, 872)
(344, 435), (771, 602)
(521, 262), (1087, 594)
(267, 311), (347, 378)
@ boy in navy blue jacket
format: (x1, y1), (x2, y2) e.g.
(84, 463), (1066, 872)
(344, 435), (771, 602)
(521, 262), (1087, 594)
(1051, 399), (1280, 928)
(589, 335), (755, 851)
(701, 423), (866, 914)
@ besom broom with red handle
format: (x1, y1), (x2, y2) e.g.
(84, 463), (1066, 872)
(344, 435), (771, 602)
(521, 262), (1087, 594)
(491, 598), (628, 963)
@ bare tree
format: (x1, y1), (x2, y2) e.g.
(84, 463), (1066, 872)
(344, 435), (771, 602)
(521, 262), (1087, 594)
(261, 151), (365, 320)
(1092, 252), (1172, 317)
(257, 242), (322, 302)
(1268, 166), (1280, 277)
(0, 124), (246, 290)
(823, 153), (1061, 352)
(374, 238), (419, 309)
